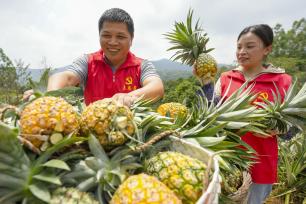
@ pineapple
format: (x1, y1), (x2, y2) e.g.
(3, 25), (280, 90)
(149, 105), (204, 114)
(165, 9), (217, 81)
(81, 98), (135, 149)
(110, 173), (182, 204)
(50, 187), (99, 204)
(157, 102), (188, 119)
(20, 96), (80, 151)
(145, 151), (206, 204)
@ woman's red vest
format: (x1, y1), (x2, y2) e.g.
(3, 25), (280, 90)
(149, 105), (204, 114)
(220, 70), (291, 183)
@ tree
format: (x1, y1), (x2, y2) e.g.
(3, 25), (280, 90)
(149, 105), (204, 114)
(271, 18), (306, 59)
(14, 59), (31, 101)
(269, 18), (306, 89)
(0, 48), (31, 104)
(0, 48), (18, 104)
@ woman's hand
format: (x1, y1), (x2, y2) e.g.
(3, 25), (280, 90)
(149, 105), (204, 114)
(192, 66), (214, 86)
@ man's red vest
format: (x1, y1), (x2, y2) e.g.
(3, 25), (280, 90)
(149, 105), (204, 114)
(84, 50), (142, 105)
(220, 70), (291, 183)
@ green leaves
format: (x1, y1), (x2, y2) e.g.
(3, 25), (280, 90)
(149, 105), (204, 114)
(272, 133), (306, 203)
(29, 184), (50, 203)
(88, 134), (109, 164)
(42, 159), (70, 171)
(256, 79), (306, 133)
(0, 121), (79, 204)
(165, 8), (213, 66)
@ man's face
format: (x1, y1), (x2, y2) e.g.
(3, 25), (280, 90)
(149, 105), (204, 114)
(99, 21), (133, 67)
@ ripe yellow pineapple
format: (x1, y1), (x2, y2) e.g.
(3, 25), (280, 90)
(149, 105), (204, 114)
(157, 102), (188, 119)
(195, 53), (217, 78)
(81, 98), (135, 149)
(165, 9), (217, 80)
(20, 96), (80, 150)
(145, 151), (206, 204)
(110, 173), (182, 204)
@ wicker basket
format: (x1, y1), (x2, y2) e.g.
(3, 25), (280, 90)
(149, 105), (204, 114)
(169, 136), (221, 204)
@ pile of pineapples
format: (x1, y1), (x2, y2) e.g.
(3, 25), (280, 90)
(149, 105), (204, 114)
(1, 75), (305, 204)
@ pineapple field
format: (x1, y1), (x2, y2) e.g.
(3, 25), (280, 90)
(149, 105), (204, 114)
(0, 9), (305, 204)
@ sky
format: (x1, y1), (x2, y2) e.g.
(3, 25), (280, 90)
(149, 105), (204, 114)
(0, 0), (305, 68)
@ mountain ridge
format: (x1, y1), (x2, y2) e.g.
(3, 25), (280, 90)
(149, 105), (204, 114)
(26, 59), (231, 81)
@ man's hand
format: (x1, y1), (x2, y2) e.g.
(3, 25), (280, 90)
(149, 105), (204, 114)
(112, 93), (138, 107)
(23, 89), (34, 101)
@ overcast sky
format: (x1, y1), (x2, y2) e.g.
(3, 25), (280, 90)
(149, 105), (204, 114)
(0, 0), (305, 68)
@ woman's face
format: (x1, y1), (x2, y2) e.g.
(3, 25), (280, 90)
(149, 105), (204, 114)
(99, 21), (133, 67)
(236, 32), (272, 69)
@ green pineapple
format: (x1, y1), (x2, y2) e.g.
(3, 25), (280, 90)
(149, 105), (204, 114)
(50, 187), (99, 204)
(0, 121), (83, 204)
(62, 134), (142, 203)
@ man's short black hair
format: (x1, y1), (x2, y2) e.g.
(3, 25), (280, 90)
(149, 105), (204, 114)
(98, 8), (134, 38)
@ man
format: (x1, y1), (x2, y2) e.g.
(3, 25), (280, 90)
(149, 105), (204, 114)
(24, 8), (164, 106)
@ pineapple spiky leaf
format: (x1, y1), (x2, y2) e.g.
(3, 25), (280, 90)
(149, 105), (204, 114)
(0, 121), (84, 203)
(256, 79), (306, 133)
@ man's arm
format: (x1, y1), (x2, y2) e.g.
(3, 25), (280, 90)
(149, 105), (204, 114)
(47, 71), (81, 91)
(113, 60), (164, 106)
(112, 76), (164, 106)
(130, 76), (164, 99)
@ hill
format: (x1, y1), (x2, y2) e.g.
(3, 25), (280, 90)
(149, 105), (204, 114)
(152, 59), (192, 80)
(26, 59), (231, 82)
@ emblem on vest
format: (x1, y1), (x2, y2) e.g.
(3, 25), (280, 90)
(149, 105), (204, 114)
(123, 76), (137, 91)
(252, 92), (269, 104)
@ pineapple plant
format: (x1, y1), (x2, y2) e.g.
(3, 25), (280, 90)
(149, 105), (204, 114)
(255, 80), (306, 134)
(145, 151), (206, 204)
(81, 98), (135, 149)
(50, 187), (99, 204)
(110, 173), (182, 204)
(0, 121), (83, 204)
(19, 96), (80, 152)
(165, 9), (217, 83)
(63, 134), (142, 203)
(157, 102), (188, 119)
(266, 133), (306, 204)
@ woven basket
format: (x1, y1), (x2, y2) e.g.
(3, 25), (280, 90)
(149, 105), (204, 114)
(169, 136), (221, 204)
(228, 171), (252, 204)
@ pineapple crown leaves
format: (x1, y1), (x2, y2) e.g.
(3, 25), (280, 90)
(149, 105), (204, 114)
(255, 79), (306, 132)
(165, 8), (214, 66)
(0, 122), (85, 203)
(63, 134), (142, 202)
(276, 133), (306, 197)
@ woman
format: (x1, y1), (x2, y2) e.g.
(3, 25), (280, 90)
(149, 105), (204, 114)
(196, 24), (292, 204)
